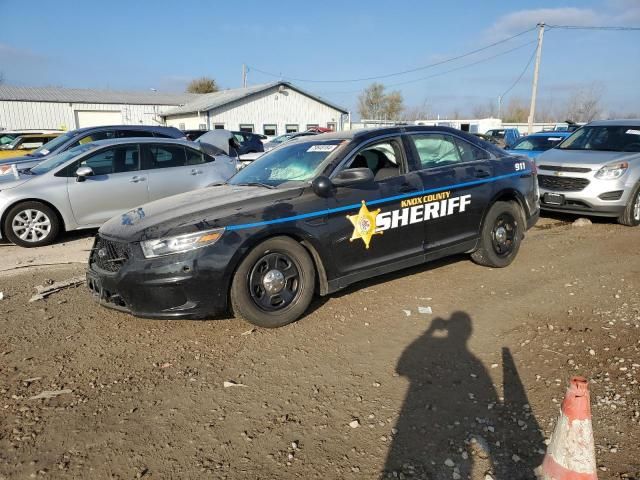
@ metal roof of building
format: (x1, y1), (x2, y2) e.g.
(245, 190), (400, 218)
(0, 85), (199, 106)
(161, 81), (348, 117)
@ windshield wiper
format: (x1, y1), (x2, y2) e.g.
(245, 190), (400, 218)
(234, 182), (276, 189)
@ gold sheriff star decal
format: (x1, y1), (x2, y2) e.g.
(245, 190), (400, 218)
(347, 201), (382, 249)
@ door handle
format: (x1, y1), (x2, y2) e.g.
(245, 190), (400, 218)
(474, 168), (491, 178)
(129, 176), (146, 183)
(190, 169), (203, 175)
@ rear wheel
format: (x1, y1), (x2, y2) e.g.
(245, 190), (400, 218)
(471, 201), (523, 268)
(617, 183), (640, 227)
(230, 236), (316, 328)
(3, 201), (60, 247)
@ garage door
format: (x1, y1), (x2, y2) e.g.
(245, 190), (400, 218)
(75, 110), (121, 128)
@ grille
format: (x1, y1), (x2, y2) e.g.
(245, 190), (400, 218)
(90, 236), (131, 272)
(538, 175), (590, 192)
(538, 165), (591, 173)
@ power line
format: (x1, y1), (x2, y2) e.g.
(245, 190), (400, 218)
(249, 26), (537, 84)
(318, 40), (538, 96)
(547, 24), (640, 31)
(500, 44), (538, 99)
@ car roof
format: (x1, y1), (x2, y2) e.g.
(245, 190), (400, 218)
(84, 138), (201, 149)
(587, 119), (640, 127)
(298, 125), (484, 142)
(70, 124), (181, 135)
(526, 131), (572, 137)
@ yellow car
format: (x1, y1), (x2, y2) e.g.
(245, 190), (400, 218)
(0, 133), (62, 159)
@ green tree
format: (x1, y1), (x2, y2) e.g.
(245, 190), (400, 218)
(186, 77), (219, 94)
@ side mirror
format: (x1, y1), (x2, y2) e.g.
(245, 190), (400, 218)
(75, 166), (94, 182)
(311, 175), (334, 197)
(332, 167), (374, 186)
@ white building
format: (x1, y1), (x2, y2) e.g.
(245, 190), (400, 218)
(161, 82), (348, 135)
(0, 86), (198, 131)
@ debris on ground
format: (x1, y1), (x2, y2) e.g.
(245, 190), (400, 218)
(29, 389), (73, 400)
(29, 276), (85, 302)
(572, 217), (592, 227)
(223, 380), (247, 388)
(418, 306), (433, 314)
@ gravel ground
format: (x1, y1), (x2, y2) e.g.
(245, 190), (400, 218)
(0, 217), (638, 479)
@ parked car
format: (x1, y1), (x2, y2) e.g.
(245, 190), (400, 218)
(0, 137), (237, 247)
(0, 133), (62, 159)
(182, 129), (208, 141)
(471, 133), (501, 145)
(263, 131), (318, 151)
(86, 126), (538, 327)
(536, 119), (640, 226)
(484, 129), (506, 140)
(0, 129), (62, 147)
(506, 131), (572, 159)
(0, 125), (184, 170)
(232, 131), (266, 155)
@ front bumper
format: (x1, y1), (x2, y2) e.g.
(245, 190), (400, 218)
(538, 169), (632, 218)
(86, 237), (233, 319)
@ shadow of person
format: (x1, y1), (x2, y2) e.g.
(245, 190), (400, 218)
(382, 312), (544, 480)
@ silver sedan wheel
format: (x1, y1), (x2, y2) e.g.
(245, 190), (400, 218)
(11, 208), (52, 243)
(634, 190), (640, 221)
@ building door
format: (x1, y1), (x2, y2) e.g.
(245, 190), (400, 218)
(75, 110), (122, 128)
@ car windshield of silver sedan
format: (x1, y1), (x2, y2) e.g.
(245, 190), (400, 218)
(559, 126), (640, 152)
(229, 139), (345, 187)
(29, 144), (95, 175)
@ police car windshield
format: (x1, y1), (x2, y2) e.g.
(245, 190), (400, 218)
(30, 144), (95, 175)
(230, 140), (344, 187)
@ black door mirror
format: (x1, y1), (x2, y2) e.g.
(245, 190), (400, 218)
(311, 175), (334, 197)
(332, 167), (374, 186)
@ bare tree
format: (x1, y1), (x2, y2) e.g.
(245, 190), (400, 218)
(564, 83), (603, 123)
(471, 100), (498, 119)
(503, 97), (529, 123)
(401, 98), (431, 121)
(186, 77), (219, 94)
(357, 83), (405, 120)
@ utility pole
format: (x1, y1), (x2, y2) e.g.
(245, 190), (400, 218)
(497, 95), (502, 119)
(527, 23), (545, 134)
(242, 64), (247, 88)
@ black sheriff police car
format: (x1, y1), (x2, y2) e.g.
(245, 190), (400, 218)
(87, 126), (539, 328)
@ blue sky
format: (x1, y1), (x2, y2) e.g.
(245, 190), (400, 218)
(1, 0), (639, 118)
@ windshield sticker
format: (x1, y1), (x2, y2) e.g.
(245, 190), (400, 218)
(625, 129), (640, 136)
(548, 137), (563, 141)
(39, 149), (50, 155)
(348, 191), (471, 249)
(307, 144), (337, 153)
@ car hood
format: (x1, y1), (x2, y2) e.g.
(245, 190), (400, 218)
(0, 154), (42, 166)
(536, 149), (640, 169)
(99, 184), (306, 242)
(0, 171), (33, 189)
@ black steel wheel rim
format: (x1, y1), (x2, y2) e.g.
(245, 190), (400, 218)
(491, 213), (517, 257)
(248, 252), (302, 312)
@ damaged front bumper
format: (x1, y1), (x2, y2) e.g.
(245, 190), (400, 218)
(86, 235), (232, 319)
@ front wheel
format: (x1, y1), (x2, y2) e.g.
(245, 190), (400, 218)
(3, 201), (60, 247)
(471, 201), (523, 268)
(617, 183), (640, 227)
(230, 236), (316, 328)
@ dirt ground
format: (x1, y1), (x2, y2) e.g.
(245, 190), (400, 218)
(0, 216), (639, 480)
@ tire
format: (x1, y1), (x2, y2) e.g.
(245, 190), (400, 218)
(230, 236), (316, 328)
(471, 201), (523, 268)
(3, 201), (60, 247)
(617, 183), (640, 227)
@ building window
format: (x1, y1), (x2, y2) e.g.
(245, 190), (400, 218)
(239, 124), (254, 133)
(199, 123), (207, 130)
(263, 124), (277, 136)
(327, 122), (337, 131)
(178, 123), (185, 130)
(213, 123), (225, 130)
(306, 124), (319, 131)
(286, 124), (298, 133)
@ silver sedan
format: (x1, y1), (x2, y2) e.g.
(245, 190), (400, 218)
(0, 137), (238, 247)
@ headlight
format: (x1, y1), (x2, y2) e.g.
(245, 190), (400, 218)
(140, 228), (224, 258)
(595, 162), (628, 180)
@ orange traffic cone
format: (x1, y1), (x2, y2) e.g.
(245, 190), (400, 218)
(537, 376), (598, 479)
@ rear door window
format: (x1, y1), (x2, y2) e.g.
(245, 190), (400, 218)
(142, 144), (188, 170)
(185, 147), (208, 165)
